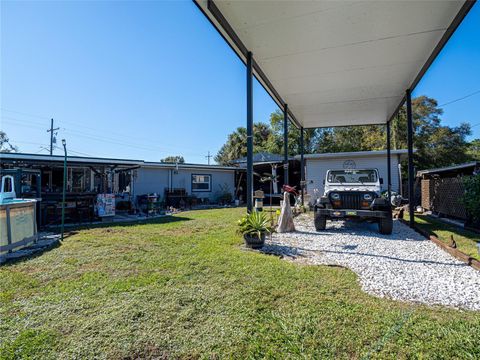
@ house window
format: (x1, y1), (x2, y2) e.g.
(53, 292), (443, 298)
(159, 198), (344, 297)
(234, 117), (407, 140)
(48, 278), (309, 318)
(70, 168), (90, 192)
(2, 176), (13, 192)
(192, 174), (211, 192)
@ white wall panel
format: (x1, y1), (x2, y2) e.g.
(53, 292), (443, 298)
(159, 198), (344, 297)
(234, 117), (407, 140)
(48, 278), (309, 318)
(305, 155), (401, 197)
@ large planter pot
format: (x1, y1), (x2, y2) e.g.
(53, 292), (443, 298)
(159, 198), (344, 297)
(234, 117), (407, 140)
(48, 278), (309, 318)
(243, 232), (266, 249)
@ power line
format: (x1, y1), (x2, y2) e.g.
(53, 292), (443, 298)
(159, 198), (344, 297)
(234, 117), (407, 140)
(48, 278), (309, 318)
(1, 107), (201, 153)
(35, 147), (51, 154)
(2, 137), (90, 157)
(0, 108), (50, 120)
(2, 108), (219, 160)
(53, 145), (92, 157)
(2, 111), (202, 155)
(439, 89), (480, 107)
(2, 118), (47, 131)
(2, 118), (156, 153)
(14, 140), (51, 147)
(1, 115), (46, 126)
(2, 116), (201, 157)
(3, 115), (212, 162)
(67, 149), (93, 157)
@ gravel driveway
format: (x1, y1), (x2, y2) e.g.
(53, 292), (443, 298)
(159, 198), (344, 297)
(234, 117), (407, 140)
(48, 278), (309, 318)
(263, 215), (480, 311)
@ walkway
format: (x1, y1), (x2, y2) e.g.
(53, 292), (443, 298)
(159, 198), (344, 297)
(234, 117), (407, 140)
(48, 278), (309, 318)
(263, 215), (480, 311)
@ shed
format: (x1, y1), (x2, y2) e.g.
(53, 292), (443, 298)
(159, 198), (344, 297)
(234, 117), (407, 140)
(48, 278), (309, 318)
(417, 161), (480, 179)
(417, 161), (479, 220)
(301, 150), (409, 198)
(231, 152), (300, 201)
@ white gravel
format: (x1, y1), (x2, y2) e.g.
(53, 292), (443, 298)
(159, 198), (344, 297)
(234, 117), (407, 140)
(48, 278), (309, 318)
(263, 215), (480, 311)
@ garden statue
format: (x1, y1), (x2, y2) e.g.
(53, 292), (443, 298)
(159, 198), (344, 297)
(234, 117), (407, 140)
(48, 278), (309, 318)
(277, 191), (295, 233)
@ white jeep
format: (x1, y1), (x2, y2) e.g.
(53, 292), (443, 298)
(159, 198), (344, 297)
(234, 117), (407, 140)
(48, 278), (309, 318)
(314, 169), (393, 234)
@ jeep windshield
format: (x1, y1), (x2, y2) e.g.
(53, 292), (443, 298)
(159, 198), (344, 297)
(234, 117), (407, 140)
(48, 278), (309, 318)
(327, 170), (378, 184)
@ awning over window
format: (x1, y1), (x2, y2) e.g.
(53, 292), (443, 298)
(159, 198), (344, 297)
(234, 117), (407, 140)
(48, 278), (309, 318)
(195, 0), (473, 128)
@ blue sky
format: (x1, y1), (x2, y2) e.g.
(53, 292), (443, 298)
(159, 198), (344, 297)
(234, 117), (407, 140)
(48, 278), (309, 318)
(1, 1), (479, 163)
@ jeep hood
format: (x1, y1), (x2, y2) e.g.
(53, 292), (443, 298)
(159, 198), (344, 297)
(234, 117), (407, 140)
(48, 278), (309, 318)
(325, 185), (380, 194)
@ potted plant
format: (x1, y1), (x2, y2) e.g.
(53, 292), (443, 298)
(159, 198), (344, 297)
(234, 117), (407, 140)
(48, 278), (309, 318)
(237, 211), (272, 249)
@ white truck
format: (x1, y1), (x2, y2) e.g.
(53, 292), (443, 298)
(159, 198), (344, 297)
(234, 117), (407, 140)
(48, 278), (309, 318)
(314, 169), (393, 234)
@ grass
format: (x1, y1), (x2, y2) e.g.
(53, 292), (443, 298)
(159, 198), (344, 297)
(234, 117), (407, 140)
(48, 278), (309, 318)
(406, 214), (480, 261)
(1, 208), (479, 359)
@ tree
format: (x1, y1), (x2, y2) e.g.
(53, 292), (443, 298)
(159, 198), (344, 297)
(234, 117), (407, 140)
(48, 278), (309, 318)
(214, 123), (272, 165)
(314, 96), (472, 169)
(0, 131), (18, 153)
(467, 139), (480, 160)
(264, 110), (320, 155)
(318, 125), (385, 153)
(391, 96), (472, 170)
(161, 155), (185, 164)
(215, 96), (473, 169)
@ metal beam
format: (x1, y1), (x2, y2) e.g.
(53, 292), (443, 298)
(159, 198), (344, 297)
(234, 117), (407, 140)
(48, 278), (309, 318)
(386, 120), (392, 203)
(246, 51), (254, 212)
(300, 127), (305, 206)
(406, 89), (415, 228)
(283, 103), (289, 185)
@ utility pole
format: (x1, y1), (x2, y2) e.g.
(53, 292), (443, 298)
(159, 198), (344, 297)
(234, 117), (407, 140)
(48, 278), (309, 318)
(205, 151), (212, 165)
(47, 118), (60, 155)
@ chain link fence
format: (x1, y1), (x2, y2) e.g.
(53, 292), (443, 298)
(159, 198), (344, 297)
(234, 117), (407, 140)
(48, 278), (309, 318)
(421, 177), (467, 220)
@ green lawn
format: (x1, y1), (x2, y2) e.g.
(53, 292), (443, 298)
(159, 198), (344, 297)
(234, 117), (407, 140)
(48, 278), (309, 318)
(1, 208), (479, 359)
(406, 214), (480, 261)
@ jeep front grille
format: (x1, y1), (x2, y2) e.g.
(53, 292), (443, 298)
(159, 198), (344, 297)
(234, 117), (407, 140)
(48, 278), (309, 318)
(335, 193), (363, 209)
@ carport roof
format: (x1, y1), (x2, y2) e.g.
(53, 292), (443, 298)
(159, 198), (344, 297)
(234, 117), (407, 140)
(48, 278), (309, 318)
(195, 0), (474, 129)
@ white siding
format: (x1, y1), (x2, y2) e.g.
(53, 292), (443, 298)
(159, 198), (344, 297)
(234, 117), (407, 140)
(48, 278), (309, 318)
(134, 168), (170, 197)
(134, 167), (235, 202)
(171, 169), (235, 201)
(305, 155), (401, 197)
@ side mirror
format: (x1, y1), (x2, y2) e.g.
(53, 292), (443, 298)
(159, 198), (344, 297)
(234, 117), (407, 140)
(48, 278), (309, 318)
(323, 180), (325, 185)
(379, 178), (384, 184)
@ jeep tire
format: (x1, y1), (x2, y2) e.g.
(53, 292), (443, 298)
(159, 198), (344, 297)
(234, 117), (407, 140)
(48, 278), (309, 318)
(378, 213), (393, 235)
(314, 211), (327, 231)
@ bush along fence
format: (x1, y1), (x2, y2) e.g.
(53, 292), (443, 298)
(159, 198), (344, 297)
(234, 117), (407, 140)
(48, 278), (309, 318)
(462, 175), (480, 229)
(421, 175), (480, 230)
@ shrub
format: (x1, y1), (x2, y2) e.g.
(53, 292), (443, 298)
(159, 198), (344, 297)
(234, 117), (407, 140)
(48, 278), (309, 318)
(237, 211), (272, 238)
(462, 175), (480, 224)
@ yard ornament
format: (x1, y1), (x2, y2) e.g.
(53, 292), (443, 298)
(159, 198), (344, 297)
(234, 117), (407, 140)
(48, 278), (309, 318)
(277, 191), (296, 233)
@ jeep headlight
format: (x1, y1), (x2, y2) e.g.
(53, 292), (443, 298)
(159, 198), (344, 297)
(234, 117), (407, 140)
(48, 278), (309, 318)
(331, 193), (340, 200)
(363, 193), (373, 201)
